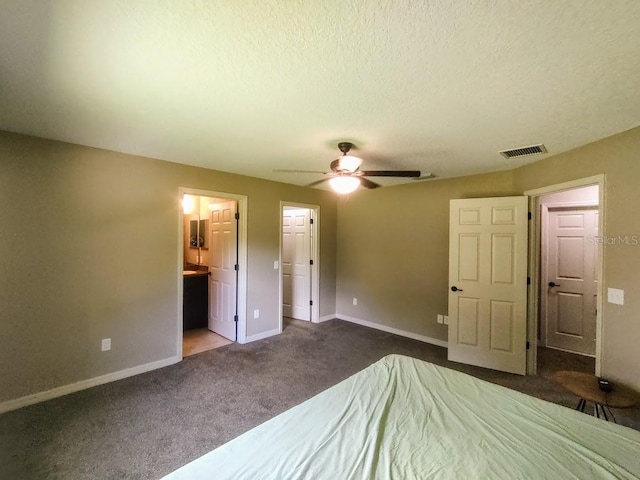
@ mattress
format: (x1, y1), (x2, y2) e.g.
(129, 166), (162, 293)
(162, 354), (640, 479)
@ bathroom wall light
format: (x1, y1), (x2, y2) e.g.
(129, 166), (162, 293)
(182, 195), (195, 214)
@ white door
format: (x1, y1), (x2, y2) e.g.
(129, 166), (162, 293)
(208, 201), (237, 341)
(282, 208), (311, 321)
(448, 196), (528, 375)
(543, 208), (598, 355)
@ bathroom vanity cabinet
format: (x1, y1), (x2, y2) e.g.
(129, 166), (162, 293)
(183, 271), (208, 330)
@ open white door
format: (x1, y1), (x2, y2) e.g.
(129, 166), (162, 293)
(282, 208), (311, 321)
(448, 196), (528, 375)
(208, 201), (238, 341)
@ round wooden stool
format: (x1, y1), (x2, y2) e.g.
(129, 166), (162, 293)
(554, 370), (637, 422)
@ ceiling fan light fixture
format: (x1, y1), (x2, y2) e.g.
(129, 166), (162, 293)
(338, 154), (362, 173)
(329, 176), (360, 194)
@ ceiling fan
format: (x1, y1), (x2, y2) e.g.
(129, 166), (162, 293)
(276, 142), (423, 194)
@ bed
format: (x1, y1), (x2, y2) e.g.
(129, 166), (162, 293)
(162, 355), (640, 479)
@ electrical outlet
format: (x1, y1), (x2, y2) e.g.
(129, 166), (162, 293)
(253, 309), (260, 319)
(443, 315), (449, 325)
(101, 338), (111, 352)
(352, 298), (358, 306)
(273, 260), (279, 269)
(437, 314), (443, 324)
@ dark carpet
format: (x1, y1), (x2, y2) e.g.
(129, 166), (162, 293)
(1, 319), (638, 479)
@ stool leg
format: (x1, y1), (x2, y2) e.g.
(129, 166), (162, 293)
(603, 405), (618, 423)
(600, 405), (609, 421)
(576, 398), (586, 412)
(594, 404), (600, 418)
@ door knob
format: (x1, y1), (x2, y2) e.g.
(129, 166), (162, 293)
(548, 281), (560, 287)
(451, 286), (463, 292)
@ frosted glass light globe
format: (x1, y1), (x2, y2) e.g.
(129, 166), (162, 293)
(329, 176), (360, 194)
(338, 155), (362, 173)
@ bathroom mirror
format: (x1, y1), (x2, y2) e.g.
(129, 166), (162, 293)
(189, 220), (199, 248)
(189, 219), (208, 249)
(199, 219), (208, 249)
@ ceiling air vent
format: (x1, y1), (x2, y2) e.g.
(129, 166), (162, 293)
(499, 144), (548, 159)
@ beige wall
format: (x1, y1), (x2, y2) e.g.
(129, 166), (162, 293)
(336, 125), (640, 391)
(3, 123), (640, 406)
(539, 185), (599, 205)
(0, 131), (337, 404)
(336, 170), (516, 340)
(513, 126), (640, 390)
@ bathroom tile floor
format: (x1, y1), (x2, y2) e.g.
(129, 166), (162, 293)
(183, 328), (232, 356)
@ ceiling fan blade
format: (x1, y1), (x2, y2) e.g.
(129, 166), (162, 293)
(411, 173), (436, 180)
(273, 169), (329, 174)
(359, 177), (381, 189)
(360, 170), (421, 177)
(306, 178), (330, 187)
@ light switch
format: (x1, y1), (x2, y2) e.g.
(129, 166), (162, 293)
(607, 288), (624, 305)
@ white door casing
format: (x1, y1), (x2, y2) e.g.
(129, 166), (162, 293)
(282, 208), (311, 321)
(524, 175), (605, 376)
(542, 207), (598, 355)
(208, 201), (238, 341)
(448, 196), (528, 375)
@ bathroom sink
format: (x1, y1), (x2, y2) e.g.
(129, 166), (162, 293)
(183, 270), (199, 275)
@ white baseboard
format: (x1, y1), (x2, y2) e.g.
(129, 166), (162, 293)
(0, 318), (445, 414)
(244, 328), (280, 343)
(336, 314), (448, 348)
(0, 355), (181, 415)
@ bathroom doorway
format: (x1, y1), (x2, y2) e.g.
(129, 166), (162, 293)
(178, 188), (248, 358)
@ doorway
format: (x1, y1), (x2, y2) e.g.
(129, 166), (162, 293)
(525, 176), (605, 376)
(178, 188), (248, 358)
(279, 202), (320, 331)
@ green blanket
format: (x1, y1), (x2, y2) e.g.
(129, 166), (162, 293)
(162, 355), (640, 479)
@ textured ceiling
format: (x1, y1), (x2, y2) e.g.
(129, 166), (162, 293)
(1, 1), (640, 188)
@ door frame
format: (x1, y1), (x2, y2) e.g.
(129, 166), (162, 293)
(278, 201), (320, 332)
(525, 174), (605, 376)
(177, 187), (248, 358)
